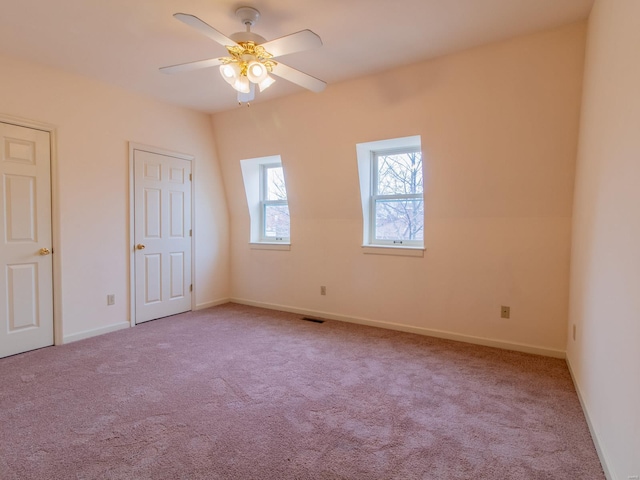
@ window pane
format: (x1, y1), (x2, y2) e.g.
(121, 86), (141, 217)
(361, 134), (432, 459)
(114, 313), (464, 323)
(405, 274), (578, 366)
(374, 199), (424, 241)
(377, 152), (423, 195)
(266, 166), (287, 201)
(264, 204), (290, 238)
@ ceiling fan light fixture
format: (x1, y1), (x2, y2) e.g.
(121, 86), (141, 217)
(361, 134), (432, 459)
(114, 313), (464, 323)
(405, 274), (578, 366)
(163, 9), (326, 105)
(258, 74), (275, 92)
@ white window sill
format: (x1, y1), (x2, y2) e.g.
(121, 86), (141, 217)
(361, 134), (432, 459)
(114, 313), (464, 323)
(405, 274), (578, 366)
(361, 245), (425, 257)
(249, 242), (291, 251)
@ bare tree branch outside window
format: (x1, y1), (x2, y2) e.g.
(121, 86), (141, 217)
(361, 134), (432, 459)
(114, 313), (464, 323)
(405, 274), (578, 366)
(374, 151), (424, 242)
(263, 165), (290, 239)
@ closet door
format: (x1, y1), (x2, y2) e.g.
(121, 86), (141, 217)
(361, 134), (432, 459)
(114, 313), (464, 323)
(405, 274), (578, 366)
(0, 122), (53, 358)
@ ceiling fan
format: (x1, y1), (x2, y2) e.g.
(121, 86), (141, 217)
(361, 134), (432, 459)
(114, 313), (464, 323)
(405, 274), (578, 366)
(160, 7), (326, 104)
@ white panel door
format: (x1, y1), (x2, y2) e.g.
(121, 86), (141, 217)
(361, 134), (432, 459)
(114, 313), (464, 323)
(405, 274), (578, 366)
(134, 149), (192, 323)
(0, 122), (53, 358)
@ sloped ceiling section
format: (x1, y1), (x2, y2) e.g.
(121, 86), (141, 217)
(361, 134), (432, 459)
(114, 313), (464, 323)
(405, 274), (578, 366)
(0, 0), (593, 113)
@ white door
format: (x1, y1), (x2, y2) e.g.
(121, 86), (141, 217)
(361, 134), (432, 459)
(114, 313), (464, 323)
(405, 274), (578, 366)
(0, 122), (53, 358)
(134, 149), (192, 324)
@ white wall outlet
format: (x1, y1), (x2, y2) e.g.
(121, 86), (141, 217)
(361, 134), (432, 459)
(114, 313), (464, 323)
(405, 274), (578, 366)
(500, 305), (510, 319)
(107, 294), (115, 306)
(320, 286), (326, 296)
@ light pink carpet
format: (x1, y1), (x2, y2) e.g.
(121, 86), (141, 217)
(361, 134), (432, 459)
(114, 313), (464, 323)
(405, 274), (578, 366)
(0, 303), (604, 479)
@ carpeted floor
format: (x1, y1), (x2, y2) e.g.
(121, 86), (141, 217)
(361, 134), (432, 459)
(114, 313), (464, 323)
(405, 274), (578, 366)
(0, 303), (604, 479)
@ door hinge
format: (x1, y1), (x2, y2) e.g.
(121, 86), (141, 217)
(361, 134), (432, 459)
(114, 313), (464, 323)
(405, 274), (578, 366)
(189, 229), (192, 237)
(190, 284), (193, 292)
(189, 173), (192, 181)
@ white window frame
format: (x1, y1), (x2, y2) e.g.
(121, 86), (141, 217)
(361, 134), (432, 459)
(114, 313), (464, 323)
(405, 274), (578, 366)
(240, 155), (291, 250)
(356, 136), (425, 256)
(259, 163), (290, 243)
(370, 146), (423, 247)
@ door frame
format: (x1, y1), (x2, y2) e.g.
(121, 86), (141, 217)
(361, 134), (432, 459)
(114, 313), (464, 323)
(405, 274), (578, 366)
(128, 142), (196, 326)
(0, 113), (62, 346)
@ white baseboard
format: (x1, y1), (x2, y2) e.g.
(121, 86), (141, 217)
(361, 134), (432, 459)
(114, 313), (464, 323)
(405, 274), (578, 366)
(61, 301), (231, 344)
(195, 298), (231, 310)
(229, 298), (566, 359)
(62, 321), (130, 344)
(566, 357), (614, 480)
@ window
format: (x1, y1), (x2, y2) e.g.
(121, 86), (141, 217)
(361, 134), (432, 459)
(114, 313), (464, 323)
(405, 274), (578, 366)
(371, 148), (423, 246)
(240, 155), (291, 249)
(260, 163), (290, 241)
(356, 136), (425, 255)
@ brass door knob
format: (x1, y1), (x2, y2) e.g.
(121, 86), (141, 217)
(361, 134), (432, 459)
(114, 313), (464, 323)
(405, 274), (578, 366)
(135, 244), (146, 250)
(39, 247), (51, 256)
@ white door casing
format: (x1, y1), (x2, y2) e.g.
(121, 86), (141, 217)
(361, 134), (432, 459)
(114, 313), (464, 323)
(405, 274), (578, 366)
(0, 122), (54, 358)
(133, 148), (193, 324)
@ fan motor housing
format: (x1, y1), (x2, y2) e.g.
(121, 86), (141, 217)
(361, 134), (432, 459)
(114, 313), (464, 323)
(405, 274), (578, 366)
(229, 31), (267, 44)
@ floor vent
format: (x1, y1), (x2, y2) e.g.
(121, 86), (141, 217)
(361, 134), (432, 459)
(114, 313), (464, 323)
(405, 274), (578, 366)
(301, 317), (325, 324)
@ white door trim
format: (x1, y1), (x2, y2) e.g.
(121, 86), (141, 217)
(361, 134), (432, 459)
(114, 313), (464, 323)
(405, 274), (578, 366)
(128, 142), (196, 326)
(0, 113), (62, 346)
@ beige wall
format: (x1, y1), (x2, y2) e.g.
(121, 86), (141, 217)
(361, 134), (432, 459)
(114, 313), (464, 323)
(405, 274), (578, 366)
(212, 23), (586, 356)
(1, 53), (230, 341)
(568, 0), (640, 478)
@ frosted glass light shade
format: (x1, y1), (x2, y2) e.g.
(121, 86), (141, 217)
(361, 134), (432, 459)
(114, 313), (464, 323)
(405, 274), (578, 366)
(219, 64), (240, 86)
(233, 75), (251, 93)
(258, 75), (275, 92)
(247, 61), (268, 83)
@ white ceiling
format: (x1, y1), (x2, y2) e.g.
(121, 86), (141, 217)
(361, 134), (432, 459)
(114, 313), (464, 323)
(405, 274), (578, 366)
(0, 0), (594, 113)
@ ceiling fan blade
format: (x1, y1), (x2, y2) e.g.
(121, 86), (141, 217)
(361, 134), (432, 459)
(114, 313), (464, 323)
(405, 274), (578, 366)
(271, 63), (326, 93)
(159, 57), (223, 74)
(260, 30), (322, 57)
(174, 13), (238, 47)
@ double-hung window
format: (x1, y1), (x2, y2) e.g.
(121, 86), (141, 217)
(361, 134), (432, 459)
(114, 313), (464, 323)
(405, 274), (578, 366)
(370, 148), (424, 246)
(240, 155), (291, 248)
(260, 163), (290, 242)
(356, 136), (424, 254)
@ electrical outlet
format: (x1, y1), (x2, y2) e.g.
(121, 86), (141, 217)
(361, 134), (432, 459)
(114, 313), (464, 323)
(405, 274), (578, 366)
(107, 294), (115, 306)
(500, 306), (510, 319)
(320, 286), (326, 296)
